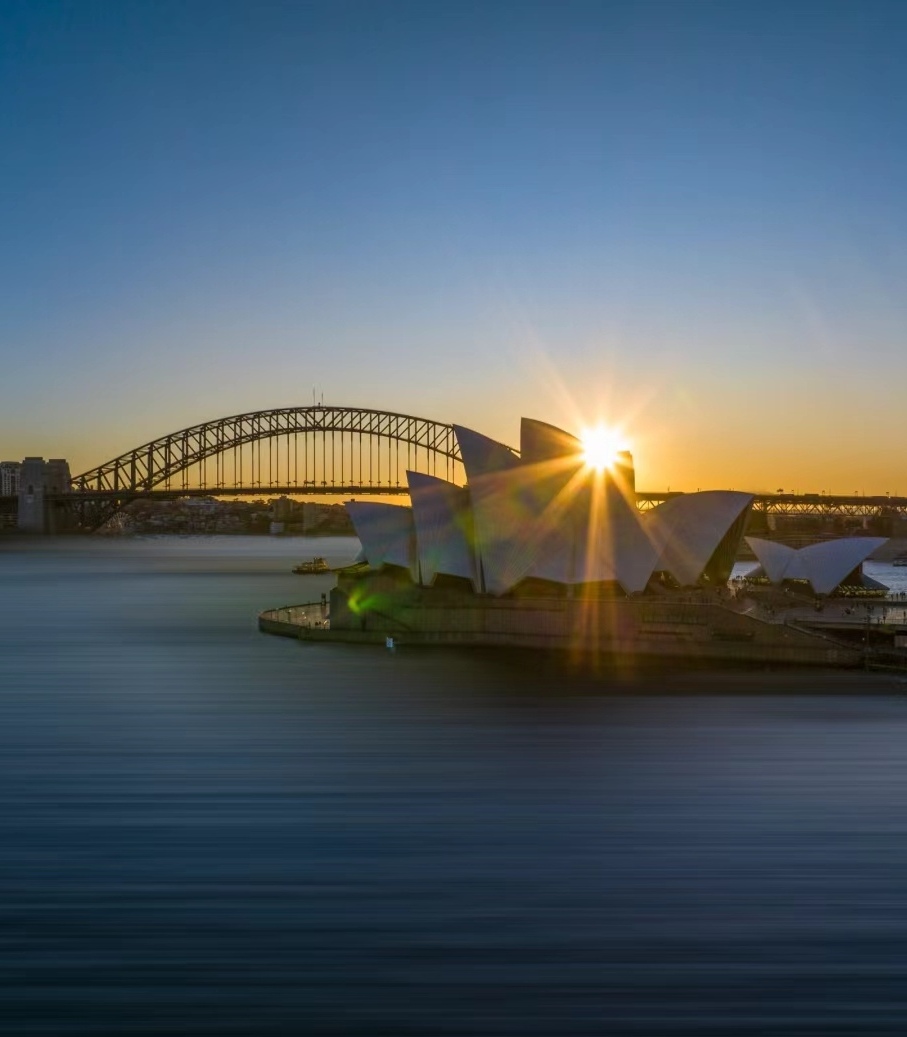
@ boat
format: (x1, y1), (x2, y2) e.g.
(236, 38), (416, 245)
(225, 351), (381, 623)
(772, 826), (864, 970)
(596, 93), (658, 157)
(292, 557), (330, 575)
(893, 554), (907, 567)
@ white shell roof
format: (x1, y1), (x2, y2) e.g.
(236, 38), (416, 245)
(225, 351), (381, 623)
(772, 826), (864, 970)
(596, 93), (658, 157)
(468, 463), (658, 595)
(466, 464), (556, 594)
(572, 478), (659, 592)
(452, 425), (519, 479)
(745, 536), (887, 594)
(406, 472), (479, 590)
(345, 501), (417, 579)
(517, 418), (586, 515)
(644, 491), (753, 586)
(520, 417), (582, 464)
(453, 424), (545, 593)
(449, 421), (661, 595)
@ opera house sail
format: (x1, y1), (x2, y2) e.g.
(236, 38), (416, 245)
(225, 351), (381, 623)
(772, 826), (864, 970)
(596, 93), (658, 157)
(744, 536), (886, 596)
(344, 501), (418, 581)
(406, 472), (479, 590)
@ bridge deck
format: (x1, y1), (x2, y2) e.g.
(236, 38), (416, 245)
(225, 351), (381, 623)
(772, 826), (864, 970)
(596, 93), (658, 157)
(4, 489), (907, 518)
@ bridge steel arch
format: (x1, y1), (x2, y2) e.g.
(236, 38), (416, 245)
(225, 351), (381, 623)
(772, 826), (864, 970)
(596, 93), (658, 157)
(72, 406), (464, 502)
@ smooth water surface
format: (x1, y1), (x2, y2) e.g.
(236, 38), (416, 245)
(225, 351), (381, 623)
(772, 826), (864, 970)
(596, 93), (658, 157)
(2, 537), (907, 1035)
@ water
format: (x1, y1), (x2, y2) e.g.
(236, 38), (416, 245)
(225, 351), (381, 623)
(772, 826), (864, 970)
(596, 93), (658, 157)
(2, 537), (907, 1035)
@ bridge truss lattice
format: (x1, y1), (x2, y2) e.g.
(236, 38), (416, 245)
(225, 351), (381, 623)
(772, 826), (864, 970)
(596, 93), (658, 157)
(73, 406), (463, 496)
(66, 406), (464, 529)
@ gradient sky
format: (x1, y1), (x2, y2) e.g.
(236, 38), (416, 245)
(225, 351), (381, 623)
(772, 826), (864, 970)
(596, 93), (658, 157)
(3, 0), (907, 493)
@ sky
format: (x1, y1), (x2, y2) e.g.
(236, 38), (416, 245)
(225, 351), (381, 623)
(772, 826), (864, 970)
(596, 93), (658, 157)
(2, 0), (907, 494)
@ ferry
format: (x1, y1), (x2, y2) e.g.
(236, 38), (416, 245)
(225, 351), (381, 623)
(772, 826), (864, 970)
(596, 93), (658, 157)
(292, 556), (330, 575)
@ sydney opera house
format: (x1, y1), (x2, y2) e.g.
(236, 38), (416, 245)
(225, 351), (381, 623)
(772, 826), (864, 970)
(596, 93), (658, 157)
(327, 419), (882, 666)
(345, 417), (757, 595)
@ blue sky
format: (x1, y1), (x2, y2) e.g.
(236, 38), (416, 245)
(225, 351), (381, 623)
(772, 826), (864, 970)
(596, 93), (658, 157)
(2, 0), (907, 492)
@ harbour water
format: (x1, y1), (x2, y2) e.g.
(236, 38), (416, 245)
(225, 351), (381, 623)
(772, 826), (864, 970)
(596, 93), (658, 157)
(3, 536), (907, 1034)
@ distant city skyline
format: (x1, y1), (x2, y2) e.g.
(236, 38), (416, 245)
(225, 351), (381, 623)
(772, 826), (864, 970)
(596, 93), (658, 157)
(2, 0), (907, 494)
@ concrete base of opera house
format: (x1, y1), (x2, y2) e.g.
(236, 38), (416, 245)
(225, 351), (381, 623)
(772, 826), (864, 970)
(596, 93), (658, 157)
(259, 569), (868, 669)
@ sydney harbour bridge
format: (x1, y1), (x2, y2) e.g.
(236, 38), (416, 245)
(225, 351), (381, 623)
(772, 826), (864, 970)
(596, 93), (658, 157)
(2, 405), (906, 532)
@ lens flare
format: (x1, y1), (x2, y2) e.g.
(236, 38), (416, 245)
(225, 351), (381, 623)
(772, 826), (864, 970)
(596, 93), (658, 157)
(581, 425), (627, 472)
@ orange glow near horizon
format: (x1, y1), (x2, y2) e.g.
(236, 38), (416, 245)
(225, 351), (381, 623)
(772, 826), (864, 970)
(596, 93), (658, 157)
(580, 424), (629, 473)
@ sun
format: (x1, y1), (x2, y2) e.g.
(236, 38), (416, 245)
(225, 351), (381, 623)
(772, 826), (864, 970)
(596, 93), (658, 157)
(581, 425), (627, 472)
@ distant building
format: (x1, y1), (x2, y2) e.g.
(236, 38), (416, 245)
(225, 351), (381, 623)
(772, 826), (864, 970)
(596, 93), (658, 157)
(16, 457), (72, 532)
(44, 459), (71, 495)
(181, 497), (219, 512)
(18, 457), (48, 532)
(0, 461), (20, 497)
